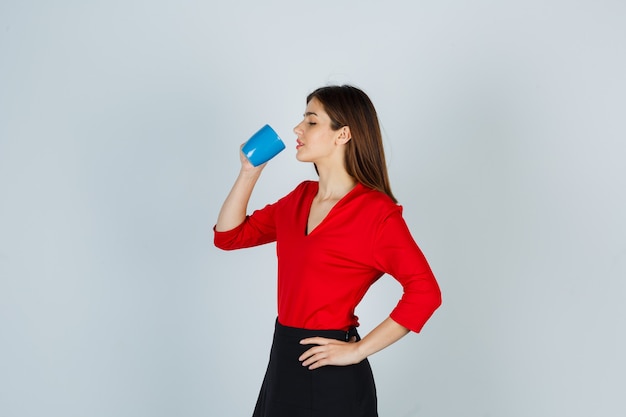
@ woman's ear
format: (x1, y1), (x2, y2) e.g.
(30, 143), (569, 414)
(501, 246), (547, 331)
(336, 126), (352, 145)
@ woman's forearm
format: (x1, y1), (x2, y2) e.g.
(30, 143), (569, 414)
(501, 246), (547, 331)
(215, 169), (263, 232)
(356, 316), (410, 359)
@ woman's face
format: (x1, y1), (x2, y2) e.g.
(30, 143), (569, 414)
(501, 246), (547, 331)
(293, 97), (346, 164)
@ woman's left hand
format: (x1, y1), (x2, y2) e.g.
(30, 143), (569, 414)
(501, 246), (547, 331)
(298, 336), (364, 370)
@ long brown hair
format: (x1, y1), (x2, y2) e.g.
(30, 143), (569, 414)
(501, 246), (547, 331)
(307, 85), (397, 203)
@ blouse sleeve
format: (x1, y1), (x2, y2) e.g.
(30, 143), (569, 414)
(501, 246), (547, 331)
(372, 208), (442, 333)
(213, 202), (278, 250)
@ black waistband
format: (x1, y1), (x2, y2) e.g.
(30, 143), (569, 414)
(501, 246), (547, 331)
(275, 318), (359, 342)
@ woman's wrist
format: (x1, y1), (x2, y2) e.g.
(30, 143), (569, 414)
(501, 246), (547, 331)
(354, 341), (369, 363)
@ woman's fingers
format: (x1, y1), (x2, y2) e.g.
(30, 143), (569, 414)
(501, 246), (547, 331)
(239, 143), (267, 171)
(299, 336), (332, 346)
(298, 337), (363, 370)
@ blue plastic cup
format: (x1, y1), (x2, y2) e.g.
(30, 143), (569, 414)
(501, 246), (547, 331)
(242, 124), (286, 166)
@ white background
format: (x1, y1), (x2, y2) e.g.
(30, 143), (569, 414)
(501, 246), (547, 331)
(1, 1), (625, 416)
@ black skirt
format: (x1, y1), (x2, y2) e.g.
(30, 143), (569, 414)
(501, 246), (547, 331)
(253, 319), (378, 417)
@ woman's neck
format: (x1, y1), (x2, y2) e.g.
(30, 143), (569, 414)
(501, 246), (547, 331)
(315, 165), (357, 201)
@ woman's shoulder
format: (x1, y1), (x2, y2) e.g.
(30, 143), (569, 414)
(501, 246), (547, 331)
(355, 182), (398, 206)
(354, 183), (402, 216)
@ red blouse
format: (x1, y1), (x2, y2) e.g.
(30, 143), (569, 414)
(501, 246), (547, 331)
(214, 181), (441, 333)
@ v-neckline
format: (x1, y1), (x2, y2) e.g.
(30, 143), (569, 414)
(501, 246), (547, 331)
(304, 182), (360, 236)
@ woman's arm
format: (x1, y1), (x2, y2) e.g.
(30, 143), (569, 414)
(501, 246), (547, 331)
(215, 146), (266, 232)
(298, 316), (409, 370)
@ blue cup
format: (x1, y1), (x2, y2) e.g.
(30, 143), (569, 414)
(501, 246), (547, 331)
(242, 124), (286, 166)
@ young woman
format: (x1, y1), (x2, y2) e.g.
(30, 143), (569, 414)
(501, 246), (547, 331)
(214, 85), (441, 417)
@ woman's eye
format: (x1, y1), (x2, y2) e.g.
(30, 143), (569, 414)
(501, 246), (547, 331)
(308, 122), (317, 126)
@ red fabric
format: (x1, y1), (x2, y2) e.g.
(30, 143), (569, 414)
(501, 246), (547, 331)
(214, 181), (441, 333)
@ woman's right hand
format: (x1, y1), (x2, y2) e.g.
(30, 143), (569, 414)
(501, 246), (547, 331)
(239, 143), (267, 175)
